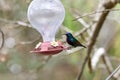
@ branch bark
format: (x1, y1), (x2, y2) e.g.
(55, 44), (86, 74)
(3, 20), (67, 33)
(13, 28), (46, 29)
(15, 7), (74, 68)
(0, 28), (4, 49)
(77, 0), (119, 79)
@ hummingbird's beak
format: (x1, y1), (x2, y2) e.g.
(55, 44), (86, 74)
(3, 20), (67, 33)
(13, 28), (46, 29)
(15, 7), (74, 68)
(82, 45), (87, 48)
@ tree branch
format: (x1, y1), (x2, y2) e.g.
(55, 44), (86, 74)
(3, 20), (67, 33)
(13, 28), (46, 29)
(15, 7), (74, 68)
(105, 65), (120, 80)
(73, 8), (120, 21)
(77, 0), (118, 79)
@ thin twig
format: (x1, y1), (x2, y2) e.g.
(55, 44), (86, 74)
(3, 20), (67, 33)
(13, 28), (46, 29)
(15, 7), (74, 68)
(74, 23), (92, 38)
(72, 9), (93, 36)
(0, 18), (32, 28)
(18, 37), (40, 45)
(0, 18), (16, 24)
(102, 55), (113, 74)
(105, 65), (120, 80)
(77, 54), (88, 80)
(0, 28), (4, 49)
(102, 55), (117, 80)
(73, 8), (120, 21)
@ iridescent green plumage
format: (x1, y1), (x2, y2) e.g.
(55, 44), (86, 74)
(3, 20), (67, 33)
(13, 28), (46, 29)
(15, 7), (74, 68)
(65, 33), (86, 48)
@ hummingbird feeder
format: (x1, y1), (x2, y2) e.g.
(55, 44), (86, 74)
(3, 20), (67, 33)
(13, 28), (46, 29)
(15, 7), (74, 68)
(27, 0), (66, 55)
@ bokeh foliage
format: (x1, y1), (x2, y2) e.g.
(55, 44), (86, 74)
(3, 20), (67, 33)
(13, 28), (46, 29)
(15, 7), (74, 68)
(0, 0), (120, 80)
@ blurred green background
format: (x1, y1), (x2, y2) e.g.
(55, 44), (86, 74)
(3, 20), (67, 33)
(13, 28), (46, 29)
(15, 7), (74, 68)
(0, 0), (120, 80)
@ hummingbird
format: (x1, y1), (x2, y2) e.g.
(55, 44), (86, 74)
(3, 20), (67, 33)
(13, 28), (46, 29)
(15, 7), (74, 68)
(65, 32), (86, 48)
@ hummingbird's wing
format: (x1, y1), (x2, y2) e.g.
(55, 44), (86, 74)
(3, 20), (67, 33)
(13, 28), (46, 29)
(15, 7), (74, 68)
(73, 38), (81, 47)
(73, 38), (86, 48)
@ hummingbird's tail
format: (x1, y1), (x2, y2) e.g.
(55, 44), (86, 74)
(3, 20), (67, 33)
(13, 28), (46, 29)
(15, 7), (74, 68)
(80, 44), (86, 48)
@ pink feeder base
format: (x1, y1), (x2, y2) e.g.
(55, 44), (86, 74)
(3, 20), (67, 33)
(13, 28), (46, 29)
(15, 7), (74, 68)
(31, 41), (67, 55)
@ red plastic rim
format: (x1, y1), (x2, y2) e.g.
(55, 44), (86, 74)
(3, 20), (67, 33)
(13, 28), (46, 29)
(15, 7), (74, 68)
(31, 41), (66, 55)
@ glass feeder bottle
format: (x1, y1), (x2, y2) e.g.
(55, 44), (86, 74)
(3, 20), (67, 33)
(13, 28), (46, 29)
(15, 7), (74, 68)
(27, 0), (66, 55)
(27, 0), (65, 42)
